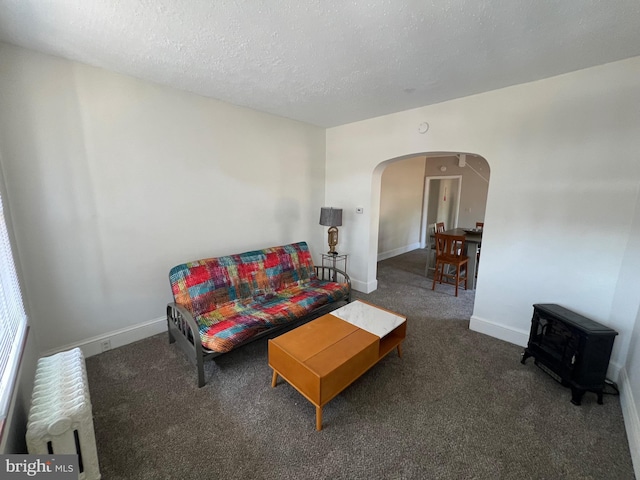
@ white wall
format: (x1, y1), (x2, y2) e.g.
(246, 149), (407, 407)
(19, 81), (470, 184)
(326, 56), (640, 372)
(1, 41), (639, 466)
(378, 156), (425, 259)
(0, 43), (327, 355)
(327, 58), (640, 470)
(623, 304), (640, 479)
(615, 189), (640, 479)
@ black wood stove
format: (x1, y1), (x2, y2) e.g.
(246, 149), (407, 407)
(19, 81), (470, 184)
(521, 303), (618, 405)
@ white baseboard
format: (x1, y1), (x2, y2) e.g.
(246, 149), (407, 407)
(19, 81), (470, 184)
(42, 316), (167, 359)
(606, 362), (623, 384)
(377, 242), (422, 262)
(469, 316), (623, 381)
(470, 316), (627, 382)
(37, 276), (378, 359)
(619, 367), (640, 479)
(351, 278), (378, 294)
(469, 315), (529, 347)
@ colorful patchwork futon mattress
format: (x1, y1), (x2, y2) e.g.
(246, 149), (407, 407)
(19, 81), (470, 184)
(169, 242), (349, 353)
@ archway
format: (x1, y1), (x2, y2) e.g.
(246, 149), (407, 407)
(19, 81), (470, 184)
(373, 152), (491, 287)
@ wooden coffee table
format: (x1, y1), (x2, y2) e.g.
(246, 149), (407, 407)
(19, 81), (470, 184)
(268, 300), (406, 430)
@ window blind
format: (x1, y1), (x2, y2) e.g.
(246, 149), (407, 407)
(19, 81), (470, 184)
(0, 195), (27, 421)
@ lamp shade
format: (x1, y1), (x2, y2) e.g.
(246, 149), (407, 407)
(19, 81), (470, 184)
(319, 207), (342, 227)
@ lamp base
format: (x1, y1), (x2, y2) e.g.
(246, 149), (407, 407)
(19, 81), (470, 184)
(327, 226), (339, 256)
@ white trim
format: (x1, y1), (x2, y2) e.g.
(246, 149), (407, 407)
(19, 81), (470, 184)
(469, 315), (529, 347)
(606, 361), (622, 384)
(351, 278), (377, 294)
(421, 174), (463, 246)
(36, 273), (379, 360)
(470, 314), (623, 382)
(377, 242), (421, 262)
(619, 367), (640, 479)
(469, 316), (623, 382)
(42, 316), (166, 358)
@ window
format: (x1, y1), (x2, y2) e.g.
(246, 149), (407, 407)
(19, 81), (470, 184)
(0, 194), (28, 422)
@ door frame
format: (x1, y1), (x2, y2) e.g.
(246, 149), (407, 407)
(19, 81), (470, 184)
(420, 175), (463, 248)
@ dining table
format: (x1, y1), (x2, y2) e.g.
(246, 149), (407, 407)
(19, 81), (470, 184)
(428, 227), (482, 290)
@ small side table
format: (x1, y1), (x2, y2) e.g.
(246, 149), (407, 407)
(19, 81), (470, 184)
(321, 253), (348, 281)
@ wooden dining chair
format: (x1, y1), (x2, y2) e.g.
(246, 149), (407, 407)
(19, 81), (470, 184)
(474, 222), (484, 273)
(431, 233), (468, 297)
(426, 222), (446, 276)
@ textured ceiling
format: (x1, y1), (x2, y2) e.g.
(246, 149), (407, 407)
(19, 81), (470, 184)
(1, 1), (640, 127)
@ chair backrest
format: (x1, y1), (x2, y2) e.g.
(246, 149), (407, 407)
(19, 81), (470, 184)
(475, 222), (484, 229)
(435, 222), (445, 234)
(435, 233), (466, 259)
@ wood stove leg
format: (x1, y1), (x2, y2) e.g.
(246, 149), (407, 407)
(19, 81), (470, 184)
(597, 390), (604, 405)
(570, 387), (585, 406)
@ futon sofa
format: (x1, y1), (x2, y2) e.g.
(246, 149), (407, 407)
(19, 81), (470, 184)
(167, 241), (351, 386)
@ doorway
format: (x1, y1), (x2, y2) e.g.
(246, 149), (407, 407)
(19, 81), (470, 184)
(420, 175), (462, 248)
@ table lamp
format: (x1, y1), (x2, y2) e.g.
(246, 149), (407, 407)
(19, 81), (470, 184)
(319, 207), (342, 255)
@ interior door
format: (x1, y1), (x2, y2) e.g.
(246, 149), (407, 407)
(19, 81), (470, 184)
(420, 175), (462, 246)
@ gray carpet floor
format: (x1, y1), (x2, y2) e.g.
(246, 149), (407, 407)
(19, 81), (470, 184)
(86, 248), (635, 479)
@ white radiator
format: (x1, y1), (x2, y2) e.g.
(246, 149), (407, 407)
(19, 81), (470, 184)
(26, 347), (101, 480)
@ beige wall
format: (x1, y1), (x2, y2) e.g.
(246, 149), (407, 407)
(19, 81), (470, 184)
(424, 155), (490, 229)
(377, 154), (490, 259)
(378, 156), (426, 258)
